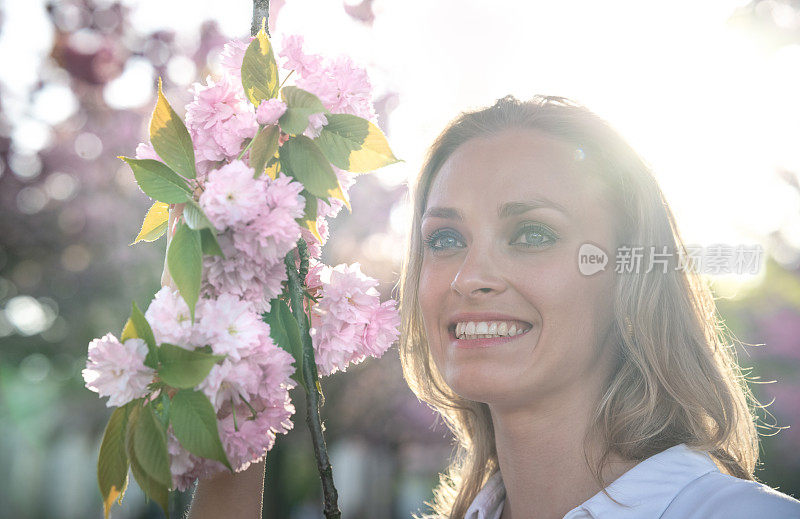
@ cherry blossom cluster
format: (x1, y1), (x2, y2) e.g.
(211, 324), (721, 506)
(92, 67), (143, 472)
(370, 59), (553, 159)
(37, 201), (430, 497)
(82, 30), (401, 499)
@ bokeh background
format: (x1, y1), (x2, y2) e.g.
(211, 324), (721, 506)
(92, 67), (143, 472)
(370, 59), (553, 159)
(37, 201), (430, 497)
(1, 0), (799, 517)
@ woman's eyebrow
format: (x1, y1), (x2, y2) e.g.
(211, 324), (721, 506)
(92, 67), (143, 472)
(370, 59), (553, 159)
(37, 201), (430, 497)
(422, 198), (570, 221)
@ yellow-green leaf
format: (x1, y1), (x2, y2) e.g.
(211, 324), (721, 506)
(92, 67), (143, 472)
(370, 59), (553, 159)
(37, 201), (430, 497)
(120, 318), (138, 343)
(316, 113), (400, 173)
(131, 201), (169, 245)
(149, 77), (196, 179)
(278, 86), (328, 136)
(98, 403), (132, 519)
(249, 125), (280, 178)
(241, 20), (279, 106)
(298, 189), (322, 244)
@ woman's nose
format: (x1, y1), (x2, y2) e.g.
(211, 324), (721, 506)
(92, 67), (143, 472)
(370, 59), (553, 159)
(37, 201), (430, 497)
(450, 247), (506, 297)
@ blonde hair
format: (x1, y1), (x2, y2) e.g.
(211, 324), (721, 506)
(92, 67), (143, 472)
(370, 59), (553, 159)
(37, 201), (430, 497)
(398, 95), (770, 518)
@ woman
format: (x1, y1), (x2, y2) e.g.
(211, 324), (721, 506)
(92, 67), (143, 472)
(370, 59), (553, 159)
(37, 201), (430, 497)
(397, 95), (800, 518)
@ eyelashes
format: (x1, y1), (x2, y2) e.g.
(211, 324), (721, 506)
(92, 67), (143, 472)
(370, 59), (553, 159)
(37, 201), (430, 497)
(422, 224), (559, 252)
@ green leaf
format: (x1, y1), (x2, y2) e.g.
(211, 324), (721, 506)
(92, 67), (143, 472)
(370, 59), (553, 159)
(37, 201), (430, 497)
(200, 228), (224, 257)
(183, 200), (214, 231)
(125, 403), (171, 517)
(149, 77), (196, 179)
(279, 136), (350, 211)
(131, 301), (158, 369)
(131, 201), (169, 245)
(121, 157), (191, 204)
(316, 113), (400, 173)
(241, 22), (279, 106)
(133, 403), (172, 488)
(297, 189), (322, 245)
(278, 86), (328, 135)
(249, 125), (280, 178)
(98, 402), (133, 519)
(264, 298), (306, 392)
(171, 389), (232, 470)
(166, 222), (202, 322)
(158, 343), (225, 389)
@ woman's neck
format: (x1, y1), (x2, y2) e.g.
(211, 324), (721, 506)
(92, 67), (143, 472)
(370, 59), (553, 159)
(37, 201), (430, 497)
(489, 365), (637, 519)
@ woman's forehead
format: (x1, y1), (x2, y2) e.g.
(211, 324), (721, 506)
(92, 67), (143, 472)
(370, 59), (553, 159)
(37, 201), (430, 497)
(426, 129), (604, 213)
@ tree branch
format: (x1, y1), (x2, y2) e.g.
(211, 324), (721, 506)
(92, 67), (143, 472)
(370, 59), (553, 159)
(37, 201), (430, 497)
(283, 239), (341, 519)
(251, 0), (271, 37)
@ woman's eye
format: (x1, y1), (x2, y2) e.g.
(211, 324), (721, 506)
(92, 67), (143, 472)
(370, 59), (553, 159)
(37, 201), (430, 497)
(423, 229), (464, 252)
(512, 224), (558, 248)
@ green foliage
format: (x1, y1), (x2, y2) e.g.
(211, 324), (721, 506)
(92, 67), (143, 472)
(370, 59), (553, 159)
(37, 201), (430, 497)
(166, 222), (202, 322)
(316, 113), (400, 173)
(149, 77), (196, 179)
(279, 86), (328, 135)
(121, 158), (191, 204)
(241, 21), (279, 106)
(98, 402), (135, 519)
(279, 136), (350, 211)
(200, 228), (224, 257)
(125, 402), (171, 518)
(263, 298), (306, 392)
(157, 343), (225, 389)
(249, 125), (280, 178)
(170, 389), (232, 470)
(130, 301), (158, 369)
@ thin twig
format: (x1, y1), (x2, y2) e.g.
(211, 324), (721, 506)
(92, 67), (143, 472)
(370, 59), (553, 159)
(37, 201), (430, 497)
(283, 240), (341, 519)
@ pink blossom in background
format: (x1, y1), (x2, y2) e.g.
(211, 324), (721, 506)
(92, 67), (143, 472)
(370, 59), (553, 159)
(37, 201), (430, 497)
(82, 334), (155, 407)
(199, 160), (265, 231)
(256, 98), (287, 126)
(762, 382), (800, 464)
(219, 38), (251, 81)
(279, 34), (322, 77)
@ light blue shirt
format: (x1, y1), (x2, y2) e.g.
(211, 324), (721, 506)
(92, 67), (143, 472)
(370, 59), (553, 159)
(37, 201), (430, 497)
(464, 443), (800, 518)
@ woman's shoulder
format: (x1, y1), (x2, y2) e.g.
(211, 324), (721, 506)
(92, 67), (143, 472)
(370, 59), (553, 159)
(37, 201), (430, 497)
(663, 470), (800, 518)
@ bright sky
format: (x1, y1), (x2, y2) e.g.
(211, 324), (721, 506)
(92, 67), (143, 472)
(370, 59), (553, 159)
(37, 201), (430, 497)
(2, 0), (799, 286)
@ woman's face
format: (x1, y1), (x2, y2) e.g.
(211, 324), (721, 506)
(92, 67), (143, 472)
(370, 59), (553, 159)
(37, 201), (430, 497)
(418, 128), (620, 411)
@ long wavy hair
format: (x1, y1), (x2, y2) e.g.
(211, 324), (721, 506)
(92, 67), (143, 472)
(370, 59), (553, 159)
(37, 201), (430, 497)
(398, 95), (771, 518)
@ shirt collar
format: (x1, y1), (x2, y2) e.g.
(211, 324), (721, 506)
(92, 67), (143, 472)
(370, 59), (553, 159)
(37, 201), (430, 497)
(465, 469), (506, 519)
(570, 443), (720, 518)
(464, 443), (720, 519)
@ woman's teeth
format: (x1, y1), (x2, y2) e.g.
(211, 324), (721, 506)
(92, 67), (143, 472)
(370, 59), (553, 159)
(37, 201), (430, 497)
(454, 321), (531, 340)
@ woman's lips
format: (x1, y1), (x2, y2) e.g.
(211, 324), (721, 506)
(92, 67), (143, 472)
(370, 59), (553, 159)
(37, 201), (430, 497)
(448, 323), (533, 349)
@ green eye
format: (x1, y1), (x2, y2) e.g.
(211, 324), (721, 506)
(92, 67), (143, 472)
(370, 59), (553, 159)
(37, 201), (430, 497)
(512, 224), (557, 248)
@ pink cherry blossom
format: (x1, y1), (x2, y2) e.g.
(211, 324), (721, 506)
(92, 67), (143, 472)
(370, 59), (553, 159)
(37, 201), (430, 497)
(256, 98), (287, 126)
(145, 286), (207, 348)
(308, 262), (400, 376)
(199, 160), (265, 231)
(186, 75), (258, 163)
(82, 334), (155, 407)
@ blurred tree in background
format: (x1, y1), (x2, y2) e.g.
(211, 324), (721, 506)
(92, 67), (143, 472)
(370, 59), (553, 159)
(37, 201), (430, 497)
(0, 1), (798, 518)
